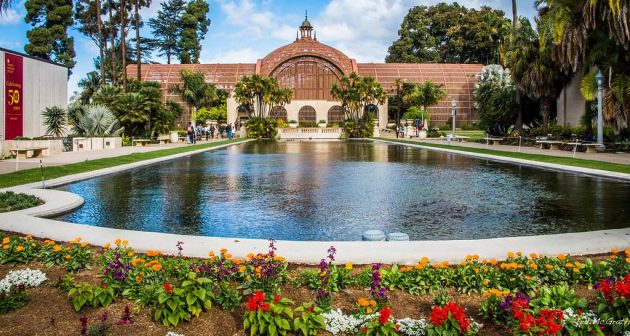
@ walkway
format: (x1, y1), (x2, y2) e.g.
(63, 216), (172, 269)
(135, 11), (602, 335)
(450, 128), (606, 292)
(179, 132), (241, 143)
(0, 139), (222, 175)
(380, 134), (630, 165)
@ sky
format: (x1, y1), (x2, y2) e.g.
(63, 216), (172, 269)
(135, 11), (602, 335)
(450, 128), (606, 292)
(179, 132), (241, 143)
(0, 0), (539, 101)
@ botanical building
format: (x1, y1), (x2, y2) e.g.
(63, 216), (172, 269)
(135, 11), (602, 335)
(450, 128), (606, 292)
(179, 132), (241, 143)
(129, 17), (483, 128)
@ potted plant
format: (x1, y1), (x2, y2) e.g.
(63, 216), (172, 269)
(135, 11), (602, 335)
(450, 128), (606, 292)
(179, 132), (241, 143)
(288, 120), (298, 128)
(318, 119), (327, 128)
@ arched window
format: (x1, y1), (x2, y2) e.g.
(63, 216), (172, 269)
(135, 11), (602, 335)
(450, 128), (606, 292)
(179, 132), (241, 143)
(365, 104), (378, 119)
(272, 57), (342, 101)
(327, 105), (345, 124)
(270, 106), (288, 121)
(298, 106), (317, 124)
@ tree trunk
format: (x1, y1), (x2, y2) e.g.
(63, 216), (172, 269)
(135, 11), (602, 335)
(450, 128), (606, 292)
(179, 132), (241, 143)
(96, 0), (105, 86)
(541, 98), (550, 134)
(166, 50), (171, 64)
(135, 0), (141, 80)
(512, 0), (518, 29)
(108, 0), (116, 86)
(515, 90), (523, 132)
(120, 0), (127, 92)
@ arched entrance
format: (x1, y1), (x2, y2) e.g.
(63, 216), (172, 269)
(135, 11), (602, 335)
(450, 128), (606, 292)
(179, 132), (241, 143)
(298, 106), (317, 125)
(327, 105), (345, 124)
(270, 106), (288, 121)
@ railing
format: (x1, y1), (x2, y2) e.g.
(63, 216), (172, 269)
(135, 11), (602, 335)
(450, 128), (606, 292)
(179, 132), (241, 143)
(277, 128), (344, 140)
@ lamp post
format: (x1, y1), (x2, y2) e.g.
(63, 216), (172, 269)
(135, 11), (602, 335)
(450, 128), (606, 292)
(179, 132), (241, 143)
(451, 100), (457, 138)
(596, 71), (604, 147)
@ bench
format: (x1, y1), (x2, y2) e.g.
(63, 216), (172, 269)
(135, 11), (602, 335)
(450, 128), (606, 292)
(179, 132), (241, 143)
(454, 135), (470, 142)
(132, 139), (150, 147)
(178, 136), (187, 143)
(155, 136), (170, 144)
(11, 147), (48, 160)
(485, 137), (504, 145)
(536, 140), (564, 150)
(582, 143), (603, 153)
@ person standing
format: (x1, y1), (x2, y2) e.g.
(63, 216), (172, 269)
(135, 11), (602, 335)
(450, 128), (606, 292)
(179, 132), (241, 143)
(187, 123), (195, 144)
(210, 124), (215, 139)
(227, 123), (233, 140)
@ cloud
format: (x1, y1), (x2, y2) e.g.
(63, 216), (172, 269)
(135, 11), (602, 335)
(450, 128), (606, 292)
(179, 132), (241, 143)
(0, 8), (22, 25)
(201, 47), (264, 63)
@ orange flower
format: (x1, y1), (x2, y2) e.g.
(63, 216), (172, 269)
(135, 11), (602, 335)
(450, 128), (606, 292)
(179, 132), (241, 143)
(65, 255), (72, 260)
(239, 266), (246, 273)
(274, 256), (286, 261)
(80, 242), (88, 248)
(152, 264), (162, 271)
(420, 257), (429, 265)
(490, 259), (498, 266)
(574, 261), (582, 267)
(53, 245), (62, 252)
(557, 254), (567, 261)
(611, 248), (620, 254)
(441, 260), (448, 266)
(103, 243), (110, 250)
(128, 251), (135, 257)
(366, 307), (373, 314)
(625, 249), (630, 257)
(507, 251), (515, 258)
(2, 237), (10, 244)
(545, 264), (553, 270)
(565, 263), (574, 268)
(15, 246), (24, 252)
(529, 253), (538, 259)
(516, 251), (522, 257)
(625, 257), (630, 264)
(573, 268), (580, 273)
(358, 298), (369, 307)
(369, 300), (377, 307)
(246, 253), (254, 260)
(220, 248), (228, 254)
(530, 263), (539, 270)
(114, 238), (121, 245)
(121, 240), (128, 246)
(135, 276), (143, 283)
(414, 263), (424, 270)
(74, 237), (82, 242)
(524, 275), (532, 281)
(224, 253), (233, 259)
(482, 279), (490, 286)
(246, 275), (251, 281)
(431, 263), (440, 269)
(2, 245), (9, 250)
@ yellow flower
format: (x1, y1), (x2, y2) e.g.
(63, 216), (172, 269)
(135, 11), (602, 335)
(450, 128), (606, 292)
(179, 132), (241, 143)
(530, 263), (539, 270)
(80, 242), (88, 248)
(15, 246), (24, 252)
(152, 264), (162, 271)
(482, 279), (490, 286)
(74, 237), (82, 242)
(114, 238), (121, 245)
(366, 307), (373, 314)
(415, 263), (424, 270)
(208, 250), (215, 257)
(345, 263), (353, 270)
(524, 275), (532, 281)
(420, 257), (429, 265)
(529, 253), (538, 259)
(545, 264), (553, 270)
(224, 253), (233, 259)
(135, 276), (143, 283)
(121, 240), (128, 246)
(490, 259), (498, 266)
(358, 298), (369, 307)
(441, 260), (448, 267)
(128, 251), (135, 257)
(53, 245), (62, 252)
(65, 255), (71, 260)
(2, 245), (9, 250)
(369, 300), (377, 307)
(626, 257), (630, 264)
(103, 243), (110, 249)
(2, 237), (9, 244)
(573, 268), (580, 273)
(516, 251), (522, 257)
(239, 266), (246, 273)
(565, 263), (574, 268)
(247, 253), (254, 260)
(507, 251), (515, 258)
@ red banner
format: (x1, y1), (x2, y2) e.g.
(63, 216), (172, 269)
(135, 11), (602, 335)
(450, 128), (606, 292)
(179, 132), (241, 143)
(5, 53), (23, 140)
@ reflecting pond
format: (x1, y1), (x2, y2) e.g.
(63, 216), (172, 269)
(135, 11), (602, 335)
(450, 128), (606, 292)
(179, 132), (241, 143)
(56, 141), (630, 241)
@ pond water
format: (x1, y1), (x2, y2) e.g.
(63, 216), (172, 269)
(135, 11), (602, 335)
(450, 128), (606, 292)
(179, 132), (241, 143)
(56, 141), (630, 241)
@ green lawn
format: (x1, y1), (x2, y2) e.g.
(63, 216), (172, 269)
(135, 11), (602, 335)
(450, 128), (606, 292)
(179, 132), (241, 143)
(377, 137), (630, 174)
(0, 139), (249, 188)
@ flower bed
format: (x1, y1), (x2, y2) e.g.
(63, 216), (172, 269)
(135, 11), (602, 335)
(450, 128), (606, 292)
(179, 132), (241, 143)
(0, 191), (41, 213)
(0, 232), (628, 335)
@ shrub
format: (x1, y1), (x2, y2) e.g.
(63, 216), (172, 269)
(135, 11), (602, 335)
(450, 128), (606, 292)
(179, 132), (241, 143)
(427, 302), (477, 335)
(243, 291), (294, 336)
(474, 65), (517, 136)
(69, 283), (116, 312)
(530, 284), (588, 311)
(0, 192), (40, 213)
(293, 302), (326, 336)
(359, 305), (399, 335)
(246, 118), (278, 139)
(153, 272), (213, 327)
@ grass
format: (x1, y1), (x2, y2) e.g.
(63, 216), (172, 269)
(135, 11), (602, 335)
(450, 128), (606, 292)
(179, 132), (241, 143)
(0, 139), (249, 188)
(377, 137), (630, 175)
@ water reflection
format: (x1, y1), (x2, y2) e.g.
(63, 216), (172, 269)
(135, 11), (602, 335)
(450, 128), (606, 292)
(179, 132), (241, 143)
(56, 141), (630, 241)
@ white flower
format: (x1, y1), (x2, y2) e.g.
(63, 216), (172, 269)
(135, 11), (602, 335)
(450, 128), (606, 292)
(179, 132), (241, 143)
(165, 332), (185, 336)
(0, 268), (47, 293)
(396, 317), (427, 336)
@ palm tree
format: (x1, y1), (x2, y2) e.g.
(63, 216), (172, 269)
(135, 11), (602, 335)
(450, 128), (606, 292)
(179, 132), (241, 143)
(233, 75), (292, 120)
(512, 0), (518, 29)
(75, 105), (123, 136)
(42, 106), (67, 138)
(408, 80), (447, 126)
(169, 69), (217, 125)
(330, 72), (386, 137)
(112, 92), (149, 135)
(0, 0), (16, 12)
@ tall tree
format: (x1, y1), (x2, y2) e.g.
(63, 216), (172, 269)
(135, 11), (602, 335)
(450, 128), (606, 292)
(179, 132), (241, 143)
(386, 3), (510, 64)
(512, 0), (518, 29)
(24, 0), (76, 71)
(233, 75), (292, 120)
(75, 0), (106, 85)
(134, 0), (151, 80)
(148, 0), (186, 64)
(330, 72), (386, 137)
(120, 0), (128, 90)
(177, 0), (210, 64)
(107, 0), (117, 85)
(0, 0), (16, 12)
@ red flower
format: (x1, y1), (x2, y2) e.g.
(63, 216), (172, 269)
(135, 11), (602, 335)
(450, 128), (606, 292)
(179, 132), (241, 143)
(163, 283), (172, 294)
(102, 284), (108, 289)
(273, 294), (281, 304)
(306, 306), (313, 313)
(430, 303), (471, 333)
(379, 305), (392, 325)
(245, 291), (270, 312)
(395, 324), (400, 330)
(361, 327), (367, 333)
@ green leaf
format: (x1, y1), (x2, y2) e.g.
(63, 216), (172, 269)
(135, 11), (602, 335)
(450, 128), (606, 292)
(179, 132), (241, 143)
(167, 299), (179, 312)
(186, 293), (196, 306)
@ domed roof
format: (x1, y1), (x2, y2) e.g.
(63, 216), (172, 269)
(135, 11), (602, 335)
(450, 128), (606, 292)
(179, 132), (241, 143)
(260, 38), (354, 76)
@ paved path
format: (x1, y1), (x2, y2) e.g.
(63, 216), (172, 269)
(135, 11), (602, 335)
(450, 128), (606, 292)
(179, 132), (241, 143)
(380, 134), (630, 165)
(0, 139), (224, 175)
